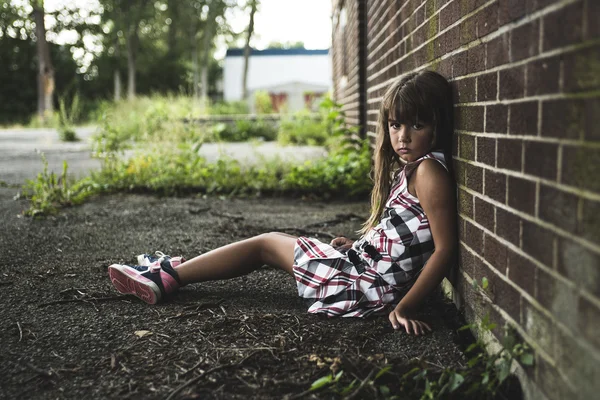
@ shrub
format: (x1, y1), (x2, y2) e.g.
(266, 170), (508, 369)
(278, 111), (328, 146)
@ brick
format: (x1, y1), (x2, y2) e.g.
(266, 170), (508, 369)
(452, 50), (468, 77)
(459, 133), (475, 159)
(542, 1), (583, 52)
(584, 98), (600, 141)
(561, 146), (600, 192)
(541, 99), (584, 139)
(492, 276), (521, 322)
(522, 220), (554, 267)
(526, 57), (560, 96)
(484, 233), (507, 273)
(458, 215), (466, 241)
(508, 249), (535, 293)
(466, 163), (483, 193)
(476, 197), (495, 232)
(485, 104), (508, 134)
(499, 0), (527, 25)
(486, 33), (510, 68)
(510, 19), (539, 62)
(524, 141), (558, 181)
(499, 66), (525, 100)
(440, 0), (460, 30)
(465, 220), (484, 253)
(563, 45), (600, 93)
(444, 25), (460, 55)
(454, 159), (466, 185)
(581, 199), (600, 246)
(454, 77), (476, 104)
(459, 243), (480, 276)
(542, 271), (579, 327)
(558, 239), (600, 297)
(587, 0), (600, 40)
(524, 303), (554, 357)
(539, 185), (579, 233)
(536, 266), (556, 310)
(459, 15), (477, 45)
(496, 207), (520, 245)
(477, 72), (497, 102)
(554, 324), (600, 398)
(467, 45), (486, 73)
(456, 106), (484, 132)
(509, 101), (538, 136)
(579, 295), (600, 350)
(497, 138), (522, 171)
(476, 137), (495, 166)
(537, 356), (578, 400)
(458, 188), (473, 218)
(484, 169), (506, 203)
(508, 176), (536, 215)
(476, 2), (498, 38)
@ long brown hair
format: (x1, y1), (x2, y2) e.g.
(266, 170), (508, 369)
(360, 70), (454, 234)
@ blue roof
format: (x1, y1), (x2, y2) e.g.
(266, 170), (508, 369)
(226, 48), (330, 57)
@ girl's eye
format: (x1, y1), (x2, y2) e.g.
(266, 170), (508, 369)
(412, 123), (424, 130)
(389, 122), (400, 130)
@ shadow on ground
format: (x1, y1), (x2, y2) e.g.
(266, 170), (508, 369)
(0, 190), (468, 399)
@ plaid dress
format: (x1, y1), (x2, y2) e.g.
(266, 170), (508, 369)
(292, 151), (448, 318)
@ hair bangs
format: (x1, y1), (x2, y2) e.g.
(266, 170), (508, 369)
(387, 81), (435, 126)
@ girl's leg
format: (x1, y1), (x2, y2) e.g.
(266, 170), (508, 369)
(175, 232), (297, 285)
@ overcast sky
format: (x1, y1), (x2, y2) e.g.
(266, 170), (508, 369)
(44, 0), (332, 55)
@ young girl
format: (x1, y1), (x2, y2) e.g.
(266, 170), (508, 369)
(108, 70), (457, 336)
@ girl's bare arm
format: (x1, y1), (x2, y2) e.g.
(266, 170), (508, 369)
(389, 159), (457, 334)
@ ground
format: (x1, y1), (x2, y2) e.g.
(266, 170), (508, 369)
(0, 188), (472, 399)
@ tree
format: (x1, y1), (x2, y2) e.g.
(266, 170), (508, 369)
(266, 40), (305, 49)
(31, 0), (54, 120)
(242, 0), (258, 100)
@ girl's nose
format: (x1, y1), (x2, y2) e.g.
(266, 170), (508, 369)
(399, 125), (410, 142)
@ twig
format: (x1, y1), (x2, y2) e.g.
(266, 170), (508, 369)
(345, 367), (377, 400)
(188, 207), (211, 215)
(17, 322), (23, 342)
(165, 350), (261, 400)
(180, 357), (205, 377)
(38, 295), (130, 307)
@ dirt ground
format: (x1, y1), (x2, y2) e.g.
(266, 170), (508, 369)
(0, 188), (473, 399)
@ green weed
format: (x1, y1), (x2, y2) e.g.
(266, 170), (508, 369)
(21, 153), (80, 216)
(58, 92), (81, 142)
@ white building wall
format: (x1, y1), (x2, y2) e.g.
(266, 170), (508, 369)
(224, 54), (332, 101)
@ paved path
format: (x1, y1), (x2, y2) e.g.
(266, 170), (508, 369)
(0, 127), (326, 185)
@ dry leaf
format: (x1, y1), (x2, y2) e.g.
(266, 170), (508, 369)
(134, 330), (153, 338)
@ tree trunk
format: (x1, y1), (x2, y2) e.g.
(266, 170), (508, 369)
(167, 0), (178, 58)
(33, 0), (55, 121)
(191, 16), (199, 100)
(126, 25), (138, 100)
(200, 4), (215, 105)
(113, 35), (121, 101)
(242, 0), (257, 100)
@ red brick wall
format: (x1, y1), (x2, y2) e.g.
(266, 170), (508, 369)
(331, 1), (600, 399)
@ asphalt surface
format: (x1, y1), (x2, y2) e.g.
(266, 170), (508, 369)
(0, 127), (327, 186)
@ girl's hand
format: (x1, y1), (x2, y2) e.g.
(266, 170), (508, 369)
(389, 305), (432, 335)
(330, 236), (354, 250)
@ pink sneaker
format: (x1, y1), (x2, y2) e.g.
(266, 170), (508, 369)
(108, 262), (181, 304)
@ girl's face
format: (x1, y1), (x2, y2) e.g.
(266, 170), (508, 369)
(388, 118), (434, 163)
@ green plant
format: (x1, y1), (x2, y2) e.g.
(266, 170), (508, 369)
(277, 110), (328, 146)
(254, 90), (274, 114)
(22, 154), (76, 216)
(57, 92), (81, 142)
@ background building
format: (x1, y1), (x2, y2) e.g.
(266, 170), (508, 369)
(223, 48), (332, 112)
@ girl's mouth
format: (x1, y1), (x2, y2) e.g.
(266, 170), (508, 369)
(398, 148), (410, 154)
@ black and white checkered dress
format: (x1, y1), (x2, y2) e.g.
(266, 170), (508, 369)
(292, 151), (448, 317)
